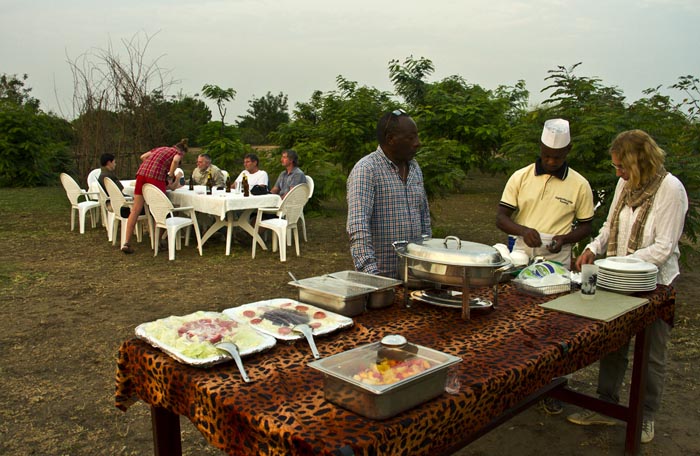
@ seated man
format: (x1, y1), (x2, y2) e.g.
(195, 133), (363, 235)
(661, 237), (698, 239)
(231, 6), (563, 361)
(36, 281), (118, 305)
(191, 153), (226, 187)
(270, 149), (306, 198)
(98, 153), (124, 193)
(98, 153), (149, 218)
(234, 153), (269, 190)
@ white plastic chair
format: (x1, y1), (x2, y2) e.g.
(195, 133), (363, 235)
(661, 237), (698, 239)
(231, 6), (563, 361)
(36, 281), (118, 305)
(142, 183), (203, 260)
(299, 175), (314, 242)
(86, 168), (101, 199)
(59, 173), (100, 234)
(252, 183), (310, 262)
(95, 183), (115, 242)
(105, 179), (148, 249)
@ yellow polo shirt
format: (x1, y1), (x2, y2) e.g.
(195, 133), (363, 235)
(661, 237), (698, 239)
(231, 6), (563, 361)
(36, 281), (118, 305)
(500, 163), (594, 235)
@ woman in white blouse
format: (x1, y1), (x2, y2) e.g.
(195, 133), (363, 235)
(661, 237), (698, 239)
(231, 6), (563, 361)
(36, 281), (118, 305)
(567, 130), (688, 443)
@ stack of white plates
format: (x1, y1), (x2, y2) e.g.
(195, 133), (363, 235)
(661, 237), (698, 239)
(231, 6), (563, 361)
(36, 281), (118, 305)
(594, 256), (658, 293)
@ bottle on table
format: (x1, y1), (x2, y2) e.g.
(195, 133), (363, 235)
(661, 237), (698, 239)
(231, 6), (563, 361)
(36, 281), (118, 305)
(225, 175), (231, 193)
(206, 171), (213, 195)
(188, 171), (194, 191)
(242, 174), (249, 197)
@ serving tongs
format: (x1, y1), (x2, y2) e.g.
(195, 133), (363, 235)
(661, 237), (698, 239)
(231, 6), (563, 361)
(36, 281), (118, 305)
(215, 342), (251, 382)
(293, 324), (320, 359)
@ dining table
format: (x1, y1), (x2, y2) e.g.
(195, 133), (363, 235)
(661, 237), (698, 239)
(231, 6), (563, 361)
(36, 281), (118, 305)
(115, 283), (675, 456)
(122, 181), (281, 255)
(167, 186), (281, 255)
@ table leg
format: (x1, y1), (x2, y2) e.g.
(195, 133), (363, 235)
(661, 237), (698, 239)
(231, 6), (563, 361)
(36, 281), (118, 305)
(233, 209), (268, 250)
(624, 325), (650, 456)
(151, 405), (181, 456)
(200, 219), (228, 245)
(549, 325), (652, 456)
(225, 212), (234, 256)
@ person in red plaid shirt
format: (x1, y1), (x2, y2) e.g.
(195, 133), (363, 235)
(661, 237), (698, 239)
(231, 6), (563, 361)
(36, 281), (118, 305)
(121, 138), (188, 254)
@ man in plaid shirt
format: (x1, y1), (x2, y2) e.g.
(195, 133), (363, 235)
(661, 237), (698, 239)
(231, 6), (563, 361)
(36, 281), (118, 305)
(346, 110), (431, 279)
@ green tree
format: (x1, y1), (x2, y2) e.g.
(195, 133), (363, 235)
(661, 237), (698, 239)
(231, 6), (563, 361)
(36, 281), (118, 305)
(0, 74), (73, 187)
(201, 84), (236, 136)
(0, 102), (73, 187)
(388, 56), (435, 107)
(500, 63), (699, 260)
(198, 121), (251, 174)
(152, 91), (212, 146)
(271, 76), (394, 206)
(0, 73), (40, 111)
(237, 92), (290, 145)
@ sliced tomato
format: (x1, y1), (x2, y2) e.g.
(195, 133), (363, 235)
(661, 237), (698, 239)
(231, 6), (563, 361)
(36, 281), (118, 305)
(312, 311), (326, 319)
(250, 318), (262, 325)
(294, 305), (308, 312)
(309, 322), (322, 329)
(277, 326), (292, 335)
(242, 310), (256, 318)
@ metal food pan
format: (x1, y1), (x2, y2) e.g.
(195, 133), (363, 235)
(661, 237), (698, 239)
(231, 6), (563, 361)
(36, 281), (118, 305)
(327, 271), (402, 309)
(288, 276), (373, 317)
(309, 341), (461, 420)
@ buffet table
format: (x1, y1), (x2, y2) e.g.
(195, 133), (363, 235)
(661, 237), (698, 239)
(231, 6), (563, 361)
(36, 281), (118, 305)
(115, 284), (675, 456)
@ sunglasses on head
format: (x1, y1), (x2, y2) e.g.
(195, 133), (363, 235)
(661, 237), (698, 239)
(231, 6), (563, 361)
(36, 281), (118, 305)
(384, 109), (408, 137)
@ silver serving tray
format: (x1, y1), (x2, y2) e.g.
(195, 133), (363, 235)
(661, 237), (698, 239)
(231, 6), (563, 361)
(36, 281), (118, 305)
(309, 341), (462, 420)
(135, 311), (277, 367)
(223, 298), (354, 341)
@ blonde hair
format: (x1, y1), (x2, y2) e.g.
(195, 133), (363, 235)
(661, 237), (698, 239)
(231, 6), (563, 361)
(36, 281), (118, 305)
(609, 130), (665, 188)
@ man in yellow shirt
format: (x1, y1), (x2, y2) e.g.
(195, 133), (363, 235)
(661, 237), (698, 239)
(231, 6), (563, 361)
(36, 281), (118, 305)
(496, 119), (594, 268)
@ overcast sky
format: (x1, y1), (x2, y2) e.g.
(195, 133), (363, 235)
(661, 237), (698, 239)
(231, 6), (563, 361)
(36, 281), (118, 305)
(2, 0), (699, 120)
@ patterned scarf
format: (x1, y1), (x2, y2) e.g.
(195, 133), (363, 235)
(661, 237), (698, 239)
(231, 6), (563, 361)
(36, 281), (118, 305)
(607, 167), (667, 256)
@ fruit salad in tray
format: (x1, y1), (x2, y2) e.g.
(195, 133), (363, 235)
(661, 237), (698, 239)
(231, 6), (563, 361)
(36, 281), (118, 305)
(135, 311), (276, 367)
(223, 298), (354, 340)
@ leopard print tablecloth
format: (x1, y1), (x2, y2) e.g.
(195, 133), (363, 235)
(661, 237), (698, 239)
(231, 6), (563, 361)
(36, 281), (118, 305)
(115, 284), (675, 456)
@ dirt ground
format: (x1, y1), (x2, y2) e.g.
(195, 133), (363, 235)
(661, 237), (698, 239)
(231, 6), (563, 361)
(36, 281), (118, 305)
(1, 173), (698, 456)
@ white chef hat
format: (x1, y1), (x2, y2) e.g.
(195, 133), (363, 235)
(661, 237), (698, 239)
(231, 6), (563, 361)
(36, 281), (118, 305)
(541, 119), (571, 149)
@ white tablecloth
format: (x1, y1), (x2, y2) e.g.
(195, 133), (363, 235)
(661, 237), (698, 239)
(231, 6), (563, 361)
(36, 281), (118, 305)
(168, 187), (281, 255)
(168, 187), (280, 221)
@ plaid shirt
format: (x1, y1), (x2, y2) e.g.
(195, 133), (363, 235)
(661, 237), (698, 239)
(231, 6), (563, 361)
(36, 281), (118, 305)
(137, 146), (183, 182)
(346, 146), (431, 279)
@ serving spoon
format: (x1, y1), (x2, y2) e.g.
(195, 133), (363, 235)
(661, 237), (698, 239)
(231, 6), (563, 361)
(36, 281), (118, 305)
(293, 324), (320, 359)
(216, 342), (251, 382)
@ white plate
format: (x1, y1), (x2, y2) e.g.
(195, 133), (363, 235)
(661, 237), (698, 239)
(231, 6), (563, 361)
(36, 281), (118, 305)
(596, 280), (657, 291)
(135, 311), (277, 367)
(597, 274), (657, 285)
(598, 268), (656, 280)
(223, 298), (354, 341)
(595, 257), (658, 273)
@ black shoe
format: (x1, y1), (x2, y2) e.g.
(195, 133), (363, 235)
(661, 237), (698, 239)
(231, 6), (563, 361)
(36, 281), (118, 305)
(121, 243), (134, 254)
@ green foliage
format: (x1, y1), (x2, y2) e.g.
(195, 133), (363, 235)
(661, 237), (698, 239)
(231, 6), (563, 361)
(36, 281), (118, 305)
(0, 101), (73, 187)
(388, 56), (435, 106)
(415, 76), (514, 172)
(500, 63), (700, 263)
(201, 84), (236, 129)
(152, 92), (211, 146)
(414, 139), (468, 199)
(237, 92), (290, 145)
(283, 141), (347, 211)
(0, 74), (40, 111)
(272, 76), (394, 176)
(198, 121), (252, 173)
